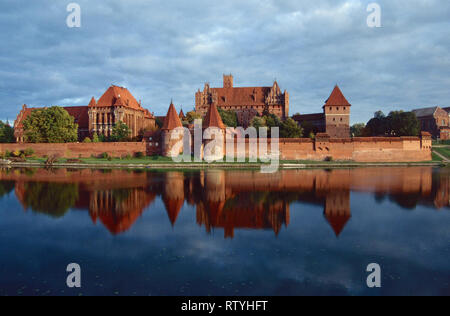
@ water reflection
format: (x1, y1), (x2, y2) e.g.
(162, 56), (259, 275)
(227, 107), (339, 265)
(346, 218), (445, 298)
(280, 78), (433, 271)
(0, 167), (448, 237)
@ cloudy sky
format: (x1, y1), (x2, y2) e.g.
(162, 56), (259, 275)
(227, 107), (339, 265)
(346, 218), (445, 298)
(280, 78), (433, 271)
(0, 0), (449, 123)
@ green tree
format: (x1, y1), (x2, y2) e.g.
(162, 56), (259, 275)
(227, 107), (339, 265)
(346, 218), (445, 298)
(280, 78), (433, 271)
(218, 108), (238, 127)
(23, 106), (78, 143)
(280, 118), (304, 138)
(351, 123), (366, 137)
(388, 111), (420, 137)
(363, 110), (420, 137)
(250, 116), (266, 129)
(111, 121), (131, 142)
(0, 121), (15, 143)
(92, 133), (100, 143)
(363, 111), (390, 136)
(185, 111), (203, 124)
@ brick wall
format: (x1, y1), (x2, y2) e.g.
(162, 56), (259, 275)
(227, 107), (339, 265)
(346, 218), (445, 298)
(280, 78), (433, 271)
(0, 135), (432, 162)
(0, 142), (147, 158)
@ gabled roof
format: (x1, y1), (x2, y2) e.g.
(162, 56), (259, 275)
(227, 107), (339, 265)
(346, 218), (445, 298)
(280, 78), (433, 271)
(95, 85), (143, 110)
(324, 85), (351, 107)
(161, 102), (183, 130)
(203, 103), (226, 129)
(412, 107), (439, 118)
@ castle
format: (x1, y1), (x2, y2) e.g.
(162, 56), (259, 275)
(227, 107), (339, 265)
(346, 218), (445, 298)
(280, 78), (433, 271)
(14, 85), (156, 142)
(195, 74), (290, 126)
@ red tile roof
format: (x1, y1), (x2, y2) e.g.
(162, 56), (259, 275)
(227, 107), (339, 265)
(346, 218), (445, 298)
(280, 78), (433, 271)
(161, 103), (183, 130)
(179, 109), (185, 119)
(324, 85), (351, 107)
(88, 97), (96, 107)
(211, 87), (272, 106)
(95, 85), (143, 110)
(203, 103), (225, 129)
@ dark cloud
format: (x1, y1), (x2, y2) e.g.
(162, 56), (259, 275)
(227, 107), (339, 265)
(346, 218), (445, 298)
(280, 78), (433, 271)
(0, 0), (449, 123)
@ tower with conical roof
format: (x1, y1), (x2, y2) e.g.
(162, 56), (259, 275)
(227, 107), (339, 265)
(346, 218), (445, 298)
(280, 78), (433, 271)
(203, 103), (226, 161)
(161, 101), (184, 157)
(323, 85), (351, 138)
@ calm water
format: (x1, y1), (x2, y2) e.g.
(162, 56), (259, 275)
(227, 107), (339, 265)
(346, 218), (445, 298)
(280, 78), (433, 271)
(0, 167), (449, 296)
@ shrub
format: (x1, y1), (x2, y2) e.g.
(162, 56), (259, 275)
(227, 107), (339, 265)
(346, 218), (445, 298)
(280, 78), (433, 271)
(100, 152), (109, 159)
(324, 156), (333, 162)
(24, 148), (34, 157)
(5, 150), (10, 158)
(45, 154), (60, 166)
(83, 137), (92, 143)
(134, 152), (145, 158)
(107, 156), (112, 161)
(12, 150), (21, 157)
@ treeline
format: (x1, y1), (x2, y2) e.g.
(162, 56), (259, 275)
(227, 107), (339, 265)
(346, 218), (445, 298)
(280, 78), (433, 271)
(0, 121), (15, 143)
(351, 111), (420, 137)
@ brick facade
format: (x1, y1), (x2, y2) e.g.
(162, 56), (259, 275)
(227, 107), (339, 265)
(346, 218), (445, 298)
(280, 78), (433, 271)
(195, 74), (289, 126)
(14, 85), (156, 142)
(293, 85), (351, 139)
(413, 106), (449, 139)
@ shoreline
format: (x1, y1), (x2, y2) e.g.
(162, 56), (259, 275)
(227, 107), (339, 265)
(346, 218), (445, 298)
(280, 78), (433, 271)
(0, 160), (446, 170)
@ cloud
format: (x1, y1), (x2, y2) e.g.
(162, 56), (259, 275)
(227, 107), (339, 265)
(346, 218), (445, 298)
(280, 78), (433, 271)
(0, 0), (449, 123)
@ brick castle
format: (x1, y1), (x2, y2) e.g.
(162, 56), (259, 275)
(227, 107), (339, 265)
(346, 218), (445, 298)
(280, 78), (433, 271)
(9, 73), (433, 162)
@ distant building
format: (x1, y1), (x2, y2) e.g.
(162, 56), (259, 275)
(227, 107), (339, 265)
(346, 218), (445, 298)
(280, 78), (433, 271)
(412, 106), (449, 139)
(195, 74), (289, 126)
(293, 85), (351, 139)
(14, 85), (156, 142)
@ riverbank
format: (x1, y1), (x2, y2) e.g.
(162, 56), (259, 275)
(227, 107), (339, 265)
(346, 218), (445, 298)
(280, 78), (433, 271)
(0, 157), (446, 170)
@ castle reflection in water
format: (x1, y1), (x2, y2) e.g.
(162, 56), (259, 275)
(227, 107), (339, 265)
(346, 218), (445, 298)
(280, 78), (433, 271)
(0, 167), (449, 238)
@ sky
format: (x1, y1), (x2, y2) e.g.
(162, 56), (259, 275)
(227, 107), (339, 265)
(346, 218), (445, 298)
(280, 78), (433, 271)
(0, 0), (449, 124)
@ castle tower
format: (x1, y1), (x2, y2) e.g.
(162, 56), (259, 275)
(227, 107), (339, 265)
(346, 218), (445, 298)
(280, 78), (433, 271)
(203, 103), (226, 161)
(323, 85), (351, 138)
(223, 74), (233, 88)
(161, 102), (184, 157)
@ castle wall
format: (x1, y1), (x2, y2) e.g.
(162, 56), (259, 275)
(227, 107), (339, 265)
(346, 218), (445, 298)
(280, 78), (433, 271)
(0, 134), (432, 162)
(0, 142), (147, 158)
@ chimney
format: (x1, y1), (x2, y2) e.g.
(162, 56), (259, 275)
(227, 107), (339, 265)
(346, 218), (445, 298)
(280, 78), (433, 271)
(223, 74), (233, 88)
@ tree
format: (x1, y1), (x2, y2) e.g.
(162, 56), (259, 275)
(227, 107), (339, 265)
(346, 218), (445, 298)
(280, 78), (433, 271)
(111, 121), (131, 142)
(363, 111), (390, 136)
(250, 116), (266, 130)
(280, 118), (304, 138)
(92, 133), (100, 143)
(185, 111), (203, 124)
(23, 106), (78, 143)
(0, 121), (15, 143)
(388, 111), (420, 137)
(363, 110), (420, 137)
(351, 123), (366, 137)
(264, 114), (281, 129)
(218, 108), (238, 127)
